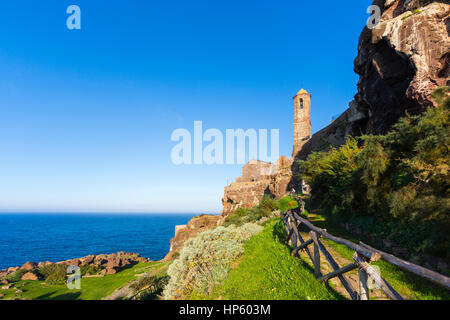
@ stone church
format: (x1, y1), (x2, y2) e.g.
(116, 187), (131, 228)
(221, 89), (311, 217)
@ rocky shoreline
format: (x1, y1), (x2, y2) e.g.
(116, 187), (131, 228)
(0, 251), (150, 286)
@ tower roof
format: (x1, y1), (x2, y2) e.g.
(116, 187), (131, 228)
(297, 88), (309, 95)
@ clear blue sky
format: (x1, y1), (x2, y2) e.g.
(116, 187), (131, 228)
(0, 0), (372, 214)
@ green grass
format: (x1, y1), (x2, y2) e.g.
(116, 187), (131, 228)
(402, 9), (422, 20)
(1, 262), (164, 300)
(207, 219), (345, 300)
(309, 213), (450, 300)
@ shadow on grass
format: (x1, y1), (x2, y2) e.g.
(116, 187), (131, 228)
(36, 291), (82, 300)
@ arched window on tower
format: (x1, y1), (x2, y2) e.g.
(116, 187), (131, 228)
(300, 98), (304, 109)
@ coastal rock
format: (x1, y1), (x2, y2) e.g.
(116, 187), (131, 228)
(21, 272), (38, 281)
(93, 258), (107, 267)
(7, 267), (19, 273)
(37, 261), (52, 268)
(65, 259), (81, 267)
(80, 255), (96, 265)
(21, 262), (37, 271)
(106, 267), (117, 275)
(163, 214), (222, 261)
(2, 284), (13, 290)
(136, 257), (148, 263)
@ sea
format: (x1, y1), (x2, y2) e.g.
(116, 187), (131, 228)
(0, 213), (197, 270)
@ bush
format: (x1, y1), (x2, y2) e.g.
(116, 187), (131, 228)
(279, 195), (299, 212)
(7, 269), (28, 282)
(80, 264), (100, 276)
(162, 223), (264, 300)
(38, 263), (67, 285)
(46, 271), (67, 285)
(131, 275), (169, 300)
(223, 196), (280, 227)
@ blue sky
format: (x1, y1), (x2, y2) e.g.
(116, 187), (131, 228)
(0, 0), (372, 213)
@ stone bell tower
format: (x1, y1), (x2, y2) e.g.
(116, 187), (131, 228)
(292, 88), (311, 157)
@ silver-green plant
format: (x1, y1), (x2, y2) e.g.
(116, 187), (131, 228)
(163, 223), (263, 299)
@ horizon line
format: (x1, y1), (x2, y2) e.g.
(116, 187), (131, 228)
(0, 211), (220, 215)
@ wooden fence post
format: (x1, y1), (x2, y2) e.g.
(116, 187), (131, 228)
(309, 231), (322, 279)
(288, 212), (298, 250)
(353, 252), (403, 300)
(357, 254), (370, 300)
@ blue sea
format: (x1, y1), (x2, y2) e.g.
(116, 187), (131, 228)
(0, 213), (197, 270)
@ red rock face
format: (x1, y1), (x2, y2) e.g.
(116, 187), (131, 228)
(297, 0), (450, 162)
(221, 157), (293, 217)
(20, 262), (37, 271)
(21, 272), (38, 281)
(163, 215), (222, 261)
(350, 0), (450, 136)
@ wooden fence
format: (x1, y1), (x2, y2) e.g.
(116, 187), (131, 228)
(281, 194), (450, 300)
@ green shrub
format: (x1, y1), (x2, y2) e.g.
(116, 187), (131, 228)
(7, 269), (28, 282)
(46, 271), (67, 285)
(163, 223), (264, 299)
(80, 264), (100, 276)
(131, 275), (170, 300)
(223, 196), (280, 227)
(296, 87), (450, 258)
(279, 195), (299, 212)
(38, 264), (67, 277)
(38, 263), (67, 285)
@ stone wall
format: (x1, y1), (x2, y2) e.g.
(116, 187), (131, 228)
(163, 214), (222, 261)
(221, 157), (293, 217)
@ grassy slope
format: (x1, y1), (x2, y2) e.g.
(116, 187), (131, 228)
(1, 262), (163, 300)
(309, 213), (450, 300)
(209, 219), (345, 300)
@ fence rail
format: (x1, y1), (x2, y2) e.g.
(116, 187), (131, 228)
(281, 194), (450, 300)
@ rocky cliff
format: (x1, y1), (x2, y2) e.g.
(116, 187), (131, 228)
(300, 0), (449, 158)
(163, 214), (222, 261)
(221, 157), (293, 217)
(348, 0), (449, 136)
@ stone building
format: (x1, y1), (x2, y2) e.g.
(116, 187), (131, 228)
(292, 88), (312, 157)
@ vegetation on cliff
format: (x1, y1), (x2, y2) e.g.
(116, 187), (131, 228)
(163, 223), (264, 299)
(222, 196), (280, 227)
(297, 87), (450, 259)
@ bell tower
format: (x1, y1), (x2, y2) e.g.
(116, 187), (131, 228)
(292, 88), (311, 157)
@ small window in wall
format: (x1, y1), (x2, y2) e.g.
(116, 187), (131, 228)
(300, 98), (304, 109)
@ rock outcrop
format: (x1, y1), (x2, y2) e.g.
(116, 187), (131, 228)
(21, 272), (38, 281)
(20, 262), (37, 271)
(299, 0), (449, 159)
(349, 0), (449, 136)
(221, 156), (293, 217)
(163, 214), (222, 261)
(0, 252), (150, 281)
